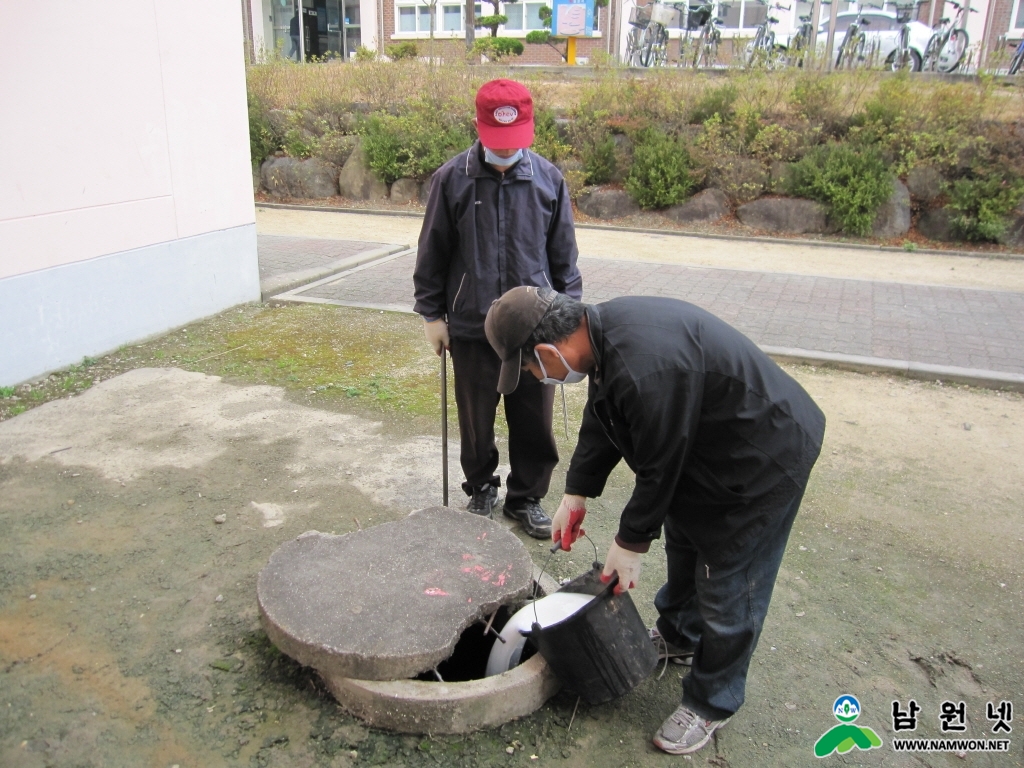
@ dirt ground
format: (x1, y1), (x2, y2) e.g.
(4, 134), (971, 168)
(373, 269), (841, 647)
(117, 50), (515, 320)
(1, 304), (1022, 768)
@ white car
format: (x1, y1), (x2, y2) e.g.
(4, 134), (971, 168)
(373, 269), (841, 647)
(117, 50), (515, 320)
(818, 10), (933, 70)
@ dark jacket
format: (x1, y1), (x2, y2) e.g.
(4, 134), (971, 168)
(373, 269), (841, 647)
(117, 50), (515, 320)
(413, 141), (582, 341)
(564, 297), (826, 563)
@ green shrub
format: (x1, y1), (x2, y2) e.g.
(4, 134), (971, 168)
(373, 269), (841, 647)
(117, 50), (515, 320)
(583, 133), (617, 185)
(532, 110), (572, 164)
(785, 143), (893, 236)
(359, 108), (472, 184)
(525, 30), (552, 44)
(283, 127), (316, 158)
(248, 94), (278, 169)
(386, 41), (418, 60)
(947, 176), (1024, 242)
(353, 46), (378, 62)
(473, 37), (524, 59)
(689, 83), (738, 125)
(625, 130), (695, 210)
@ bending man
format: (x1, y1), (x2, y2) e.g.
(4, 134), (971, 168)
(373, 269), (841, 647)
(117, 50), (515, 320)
(484, 287), (825, 755)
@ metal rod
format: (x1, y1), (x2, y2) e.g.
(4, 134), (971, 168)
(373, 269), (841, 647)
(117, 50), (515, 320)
(441, 348), (449, 507)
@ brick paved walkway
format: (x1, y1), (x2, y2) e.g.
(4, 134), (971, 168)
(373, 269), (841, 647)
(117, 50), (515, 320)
(257, 235), (401, 299)
(290, 249), (1024, 376)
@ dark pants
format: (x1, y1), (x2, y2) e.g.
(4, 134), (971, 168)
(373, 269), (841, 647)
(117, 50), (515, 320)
(654, 467), (813, 721)
(450, 338), (558, 503)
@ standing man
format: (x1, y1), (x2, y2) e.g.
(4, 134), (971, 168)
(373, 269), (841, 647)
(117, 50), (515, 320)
(413, 80), (582, 538)
(484, 287), (826, 755)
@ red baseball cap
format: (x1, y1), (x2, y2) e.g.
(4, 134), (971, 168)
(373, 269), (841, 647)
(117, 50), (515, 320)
(475, 79), (534, 150)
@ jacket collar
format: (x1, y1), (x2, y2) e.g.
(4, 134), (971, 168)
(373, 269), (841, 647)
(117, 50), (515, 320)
(585, 304), (604, 384)
(464, 140), (536, 180)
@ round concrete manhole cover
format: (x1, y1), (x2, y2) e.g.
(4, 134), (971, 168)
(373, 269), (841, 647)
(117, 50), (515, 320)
(257, 506), (535, 682)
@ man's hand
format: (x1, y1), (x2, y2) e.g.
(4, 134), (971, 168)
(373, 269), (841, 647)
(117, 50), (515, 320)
(552, 494), (586, 551)
(423, 318), (450, 356)
(600, 541), (642, 596)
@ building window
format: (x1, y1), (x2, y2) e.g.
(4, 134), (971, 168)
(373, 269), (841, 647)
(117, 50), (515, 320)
(505, 2), (524, 29)
(399, 5), (416, 31)
(1014, 0), (1024, 29)
(526, 2), (548, 28)
(443, 3), (462, 29)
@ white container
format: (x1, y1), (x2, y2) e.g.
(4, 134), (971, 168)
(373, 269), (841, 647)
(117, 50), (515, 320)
(651, 3), (677, 26)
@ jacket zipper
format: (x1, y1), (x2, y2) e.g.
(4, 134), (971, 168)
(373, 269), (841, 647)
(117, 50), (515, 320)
(453, 273), (467, 310)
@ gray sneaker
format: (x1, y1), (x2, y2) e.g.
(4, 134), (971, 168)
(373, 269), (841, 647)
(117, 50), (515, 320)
(649, 627), (695, 666)
(653, 704), (730, 755)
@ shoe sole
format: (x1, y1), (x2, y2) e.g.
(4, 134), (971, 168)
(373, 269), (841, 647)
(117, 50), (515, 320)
(652, 718), (729, 756)
(501, 507), (551, 539)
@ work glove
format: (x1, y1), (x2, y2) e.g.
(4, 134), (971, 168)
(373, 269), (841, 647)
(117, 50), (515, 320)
(551, 494), (587, 551)
(423, 318), (450, 356)
(600, 540), (642, 596)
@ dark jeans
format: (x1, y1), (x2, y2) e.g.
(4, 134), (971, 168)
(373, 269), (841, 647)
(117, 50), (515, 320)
(654, 467), (813, 721)
(450, 338), (558, 504)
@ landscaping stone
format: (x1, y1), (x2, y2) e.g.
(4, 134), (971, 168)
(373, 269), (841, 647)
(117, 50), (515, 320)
(906, 165), (945, 203)
(390, 178), (420, 205)
(338, 138), (389, 201)
(265, 108), (296, 137)
(576, 187), (640, 220)
(735, 197), (828, 234)
(872, 179), (912, 239)
(261, 156), (340, 199)
(316, 133), (358, 167)
(917, 207), (956, 242)
(664, 188), (730, 224)
(707, 156), (768, 204)
(257, 506), (534, 682)
(419, 175), (434, 204)
(997, 201), (1024, 248)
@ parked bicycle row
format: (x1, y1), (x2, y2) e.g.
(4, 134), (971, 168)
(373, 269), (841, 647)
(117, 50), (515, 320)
(623, 0), (1022, 73)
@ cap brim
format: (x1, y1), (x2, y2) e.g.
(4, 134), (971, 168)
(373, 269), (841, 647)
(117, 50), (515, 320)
(477, 120), (534, 150)
(496, 350), (522, 395)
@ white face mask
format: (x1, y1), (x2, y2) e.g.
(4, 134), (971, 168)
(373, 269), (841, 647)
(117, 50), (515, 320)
(483, 146), (523, 167)
(535, 344), (587, 385)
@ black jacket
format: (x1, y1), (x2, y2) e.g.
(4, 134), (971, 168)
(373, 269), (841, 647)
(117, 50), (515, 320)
(564, 297), (826, 562)
(413, 141), (582, 341)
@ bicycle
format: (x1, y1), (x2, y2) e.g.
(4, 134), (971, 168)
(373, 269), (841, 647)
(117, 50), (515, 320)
(625, 1), (676, 66)
(687, 1), (723, 68)
(745, 0), (789, 68)
(784, 11), (815, 67)
(1009, 36), (1024, 75)
(889, 2), (924, 71)
(921, 0), (977, 73)
(835, 4), (882, 70)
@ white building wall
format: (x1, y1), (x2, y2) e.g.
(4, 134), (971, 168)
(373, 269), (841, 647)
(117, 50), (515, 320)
(0, 1), (259, 387)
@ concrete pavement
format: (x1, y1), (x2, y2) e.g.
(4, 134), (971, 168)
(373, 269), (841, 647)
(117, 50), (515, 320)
(256, 207), (1024, 390)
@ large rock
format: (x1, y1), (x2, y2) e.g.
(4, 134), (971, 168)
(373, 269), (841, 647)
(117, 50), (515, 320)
(419, 174), (434, 204)
(872, 179), (912, 239)
(258, 507), (534, 682)
(664, 188), (730, 224)
(576, 187), (640, 220)
(917, 207), (956, 242)
(997, 201), (1024, 249)
(338, 138), (389, 201)
(906, 165), (945, 203)
(390, 177), (420, 205)
(736, 197), (828, 234)
(261, 156), (340, 199)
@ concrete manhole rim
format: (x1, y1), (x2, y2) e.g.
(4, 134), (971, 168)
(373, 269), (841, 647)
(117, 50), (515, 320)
(323, 567), (562, 734)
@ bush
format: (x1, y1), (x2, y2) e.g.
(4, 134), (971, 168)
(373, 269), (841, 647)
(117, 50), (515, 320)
(689, 83), (737, 125)
(473, 37), (524, 59)
(785, 143), (893, 236)
(947, 176), (1024, 242)
(625, 130), (695, 210)
(386, 42), (418, 60)
(353, 46), (378, 62)
(248, 94), (278, 169)
(532, 110), (572, 164)
(359, 108), (472, 184)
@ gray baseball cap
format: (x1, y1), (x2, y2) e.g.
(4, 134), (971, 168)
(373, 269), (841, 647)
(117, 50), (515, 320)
(484, 286), (554, 395)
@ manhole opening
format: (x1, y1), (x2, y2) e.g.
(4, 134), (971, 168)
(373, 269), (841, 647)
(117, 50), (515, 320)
(414, 589), (543, 683)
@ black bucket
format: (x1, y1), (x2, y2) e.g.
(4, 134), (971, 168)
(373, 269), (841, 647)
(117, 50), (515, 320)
(527, 565), (658, 705)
